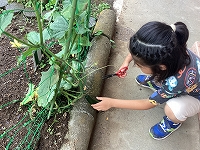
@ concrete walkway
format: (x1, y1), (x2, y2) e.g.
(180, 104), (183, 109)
(89, 0), (200, 149)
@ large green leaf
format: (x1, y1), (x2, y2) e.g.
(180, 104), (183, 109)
(62, 0), (88, 19)
(0, 11), (14, 36)
(27, 29), (51, 45)
(62, 3), (72, 20)
(37, 65), (60, 107)
(20, 83), (35, 105)
(75, 11), (90, 34)
(38, 84), (56, 108)
(49, 16), (69, 39)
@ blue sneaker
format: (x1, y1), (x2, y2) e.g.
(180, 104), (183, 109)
(149, 116), (182, 140)
(135, 75), (161, 91)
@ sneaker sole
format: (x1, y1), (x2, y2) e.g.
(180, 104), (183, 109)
(135, 78), (157, 92)
(149, 123), (182, 140)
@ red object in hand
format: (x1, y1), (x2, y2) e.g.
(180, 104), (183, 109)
(103, 67), (128, 79)
(116, 67), (128, 77)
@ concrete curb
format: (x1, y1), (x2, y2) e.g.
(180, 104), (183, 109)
(0, 0), (8, 8)
(60, 9), (116, 150)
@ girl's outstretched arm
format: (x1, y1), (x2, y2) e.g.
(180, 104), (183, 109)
(91, 97), (156, 111)
(119, 53), (133, 70)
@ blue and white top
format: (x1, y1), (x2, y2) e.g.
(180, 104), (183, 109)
(149, 50), (200, 104)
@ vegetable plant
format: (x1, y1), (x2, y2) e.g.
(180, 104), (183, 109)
(0, 0), (94, 119)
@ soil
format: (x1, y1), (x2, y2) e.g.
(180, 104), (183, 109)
(0, 12), (70, 150)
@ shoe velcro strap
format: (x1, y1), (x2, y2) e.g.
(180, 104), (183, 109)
(147, 81), (154, 89)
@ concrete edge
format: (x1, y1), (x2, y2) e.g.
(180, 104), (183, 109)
(60, 9), (116, 150)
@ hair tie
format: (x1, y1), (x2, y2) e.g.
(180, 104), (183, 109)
(170, 24), (176, 32)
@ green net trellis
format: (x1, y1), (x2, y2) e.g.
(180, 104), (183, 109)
(1, 108), (47, 150)
(0, 0), (93, 149)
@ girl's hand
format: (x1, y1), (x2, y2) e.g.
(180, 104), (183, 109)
(118, 53), (132, 78)
(91, 97), (113, 111)
(117, 66), (128, 78)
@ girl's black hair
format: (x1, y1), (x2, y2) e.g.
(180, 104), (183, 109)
(129, 21), (190, 82)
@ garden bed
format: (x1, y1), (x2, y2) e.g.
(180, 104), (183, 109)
(0, 13), (69, 150)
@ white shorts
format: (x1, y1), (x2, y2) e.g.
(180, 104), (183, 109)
(166, 95), (200, 121)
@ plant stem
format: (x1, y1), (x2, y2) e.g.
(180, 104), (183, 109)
(64, 0), (77, 60)
(3, 31), (37, 48)
(32, 0), (44, 46)
(42, 45), (62, 61)
(47, 0), (78, 119)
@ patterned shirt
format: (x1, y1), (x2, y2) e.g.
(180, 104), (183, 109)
(149, 50), (200, 104)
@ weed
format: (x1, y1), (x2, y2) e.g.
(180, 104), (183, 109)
(91, 2), (110, 18)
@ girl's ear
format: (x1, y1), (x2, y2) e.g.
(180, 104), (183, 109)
(159, 65), (167, 70)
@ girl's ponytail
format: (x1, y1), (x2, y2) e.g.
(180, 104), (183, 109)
(173, 22), (189, 47)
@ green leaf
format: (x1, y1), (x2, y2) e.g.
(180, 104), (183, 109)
(79, 35), (91, 46)
(38, 84), (56, 108)
(62, 0), (71, 8)
(75, 11), (90, 34)
(37, 65), (60, 107)
(60, 77), (73, 90)
(62, 0), (88, 18)
(27, 31), (40, 44)
(0, 11), (14, 36)
(62, 8), (72, 20)
(69, 34), (90, 54)
(77, 0), (88, 13)
(20, 83), (35, 105)
(110, 39), (115, 43)
(43, 10), (53, 20)
(70, 43), (83, 54)
(49, 16), (69, 39)
(75, 25), (90, 34)
(72, 60), (80, 71)
(43, 28), (51, 41)
(27, 29), (50, 45)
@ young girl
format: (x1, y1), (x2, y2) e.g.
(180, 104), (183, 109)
(91, 21), (200, 140)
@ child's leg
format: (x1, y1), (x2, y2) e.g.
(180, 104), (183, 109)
(150, 95), (200, 140)
(164, 104), (183, 123)
(165, 95), (200, 122)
